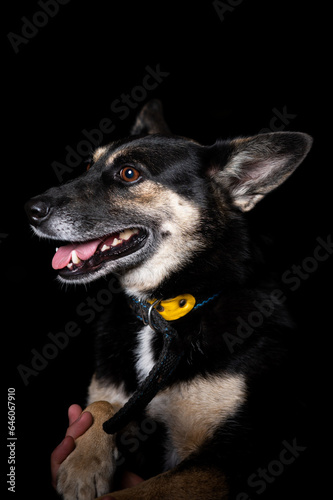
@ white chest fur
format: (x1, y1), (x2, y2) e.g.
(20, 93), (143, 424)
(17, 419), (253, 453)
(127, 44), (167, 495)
(134, 325), (156, 383)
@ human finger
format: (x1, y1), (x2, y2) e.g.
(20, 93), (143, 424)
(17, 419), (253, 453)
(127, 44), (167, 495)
(66, 409), (93, 440)
(68, 404), (83, 425)
(50, 435), (75, 489)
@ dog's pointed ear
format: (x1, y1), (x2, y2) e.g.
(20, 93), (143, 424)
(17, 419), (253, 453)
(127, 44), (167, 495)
(131, 99), (171, 135)
(206, 132), (313, 211)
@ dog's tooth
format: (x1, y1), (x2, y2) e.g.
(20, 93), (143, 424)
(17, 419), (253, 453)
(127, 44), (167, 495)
(67, 262), (74, 270)
(101, 244), (111, 252)
(55, 247), (59, 252)
(71, 250), (81, 264)
(119, 229), (134, 241)
(111, 238), (121, 247)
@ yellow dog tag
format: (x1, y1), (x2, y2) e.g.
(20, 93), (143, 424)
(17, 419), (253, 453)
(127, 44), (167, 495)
(148, 294), (196, 321)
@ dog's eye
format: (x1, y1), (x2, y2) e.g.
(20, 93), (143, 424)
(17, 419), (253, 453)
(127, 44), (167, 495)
(86, 163), (91, 171)
(119, 166), (141, 183)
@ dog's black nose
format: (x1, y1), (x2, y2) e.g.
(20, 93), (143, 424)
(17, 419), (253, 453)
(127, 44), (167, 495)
(25, 198), (51, 226)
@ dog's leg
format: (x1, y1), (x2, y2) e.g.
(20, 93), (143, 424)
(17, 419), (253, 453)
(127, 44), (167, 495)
(97, 460), (229, 500)
(57, 400), (120, 500)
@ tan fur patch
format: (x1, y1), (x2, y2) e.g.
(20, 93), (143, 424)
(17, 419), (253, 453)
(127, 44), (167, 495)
(105, 148), (127, 165)
(104, 139), (149, 166)
(98, 463), (229, 499)
(148, 373), (246, 465)
(92, 146), (108, 162)
(120, 181), (204, 296)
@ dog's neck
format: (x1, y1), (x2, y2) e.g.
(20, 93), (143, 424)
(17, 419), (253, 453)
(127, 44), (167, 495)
(121, 255), (250, 305)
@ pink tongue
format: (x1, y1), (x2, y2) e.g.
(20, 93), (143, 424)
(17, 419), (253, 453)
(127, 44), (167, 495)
(52, 239), (101, 269)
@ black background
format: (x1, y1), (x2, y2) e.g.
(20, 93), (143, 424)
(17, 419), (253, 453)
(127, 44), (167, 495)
(2, 1), (331, 498)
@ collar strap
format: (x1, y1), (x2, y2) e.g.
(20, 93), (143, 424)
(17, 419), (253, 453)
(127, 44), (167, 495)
(103, 305), (181, 435)
(135, 291), (221, 328)
(103, 291), (221, 435)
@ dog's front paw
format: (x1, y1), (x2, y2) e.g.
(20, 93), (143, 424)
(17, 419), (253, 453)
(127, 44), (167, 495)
(57, 401), (118, 500)
(57, 456), (112, 500)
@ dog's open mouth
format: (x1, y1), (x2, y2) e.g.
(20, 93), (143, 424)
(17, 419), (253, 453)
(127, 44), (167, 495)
(52, 228), (147, 278)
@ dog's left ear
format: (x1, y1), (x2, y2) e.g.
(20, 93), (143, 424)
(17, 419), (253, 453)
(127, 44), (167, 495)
(207, 132), (313, 211)
(131, 99), (171, 135)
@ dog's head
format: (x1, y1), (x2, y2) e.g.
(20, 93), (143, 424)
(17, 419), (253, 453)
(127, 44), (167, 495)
(25, 100), (312, 298)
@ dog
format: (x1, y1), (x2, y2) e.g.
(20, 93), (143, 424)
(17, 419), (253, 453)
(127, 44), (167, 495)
(25, 99), (312, 499)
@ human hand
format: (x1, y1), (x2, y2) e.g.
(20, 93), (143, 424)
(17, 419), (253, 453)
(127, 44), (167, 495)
(51, 404), (144, 493)
(50, 404), (93, 489)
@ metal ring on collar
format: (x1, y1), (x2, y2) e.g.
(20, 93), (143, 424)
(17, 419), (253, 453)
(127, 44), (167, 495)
(147, 299), (162, 332)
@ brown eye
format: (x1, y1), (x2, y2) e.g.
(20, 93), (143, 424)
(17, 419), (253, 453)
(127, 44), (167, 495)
(86, 163), (91, 171)
(119, 166), (141, 182)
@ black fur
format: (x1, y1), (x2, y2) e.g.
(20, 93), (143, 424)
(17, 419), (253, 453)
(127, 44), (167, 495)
(25, 100), (312, 499)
